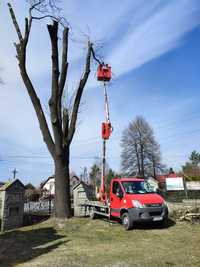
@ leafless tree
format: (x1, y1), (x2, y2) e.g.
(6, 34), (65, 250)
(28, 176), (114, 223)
(121, 116), (163, 178)
(8, 1), (99, 218)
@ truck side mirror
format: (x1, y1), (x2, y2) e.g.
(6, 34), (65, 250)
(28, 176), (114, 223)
(156, 188), (160, 194)
(116, 191), (123, 199)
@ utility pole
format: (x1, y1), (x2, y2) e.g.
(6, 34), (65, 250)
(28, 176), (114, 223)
(83, 167), (88, 183)
(12, 168), (18, 180)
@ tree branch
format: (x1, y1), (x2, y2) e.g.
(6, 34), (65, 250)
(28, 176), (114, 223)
(58, 27), (69, 122)
(8, 3), (23, 42)
(59, 28), (69, 108)
(68, 42), (93, 144)
(47, 20), (63, 155)
(91, 46), (102, 65)
(63, 108), (69, 145)
(8, 2), (55, 158)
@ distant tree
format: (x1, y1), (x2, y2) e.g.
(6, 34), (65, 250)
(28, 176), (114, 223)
(89, 159), (111, 189)
(182, 151), (200, 181)
(89, 163), (101, 189)
(189, 150), (200, 166)
(25, 183), (41, 202)
(121, 116), (163, 178)
(182, 162), (200, 181)
(105, 168), (119, 194)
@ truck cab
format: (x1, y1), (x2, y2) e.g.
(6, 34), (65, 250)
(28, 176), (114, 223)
(110, 178), (168, 230)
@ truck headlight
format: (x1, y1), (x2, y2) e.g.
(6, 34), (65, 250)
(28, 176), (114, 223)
(162, 200), (167, 207)
(132, 200), (144, 208)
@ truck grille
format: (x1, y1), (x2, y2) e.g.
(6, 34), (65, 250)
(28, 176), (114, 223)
(149, 211), (162, 216)
(145, 203), (162, 208)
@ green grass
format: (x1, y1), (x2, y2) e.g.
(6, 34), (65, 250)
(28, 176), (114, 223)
(0, 218), (200, 267)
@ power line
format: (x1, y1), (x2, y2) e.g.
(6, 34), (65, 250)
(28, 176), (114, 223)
(66, 111), (200, 146)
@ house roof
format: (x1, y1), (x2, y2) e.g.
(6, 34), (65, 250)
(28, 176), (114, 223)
(41, 174), (80, 188)
(156, 173), (179, 183)
(0, 181), (5, 188)
(40, 176), (54, 188)
(0, 179), (25, 191)
(72, 180), (93, 191)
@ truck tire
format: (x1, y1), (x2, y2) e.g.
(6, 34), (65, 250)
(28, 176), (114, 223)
(122, 212), (133, 230)
(89, 207), (97, 219)
(159, 216), (168, 226)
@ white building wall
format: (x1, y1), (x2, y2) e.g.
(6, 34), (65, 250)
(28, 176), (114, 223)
(43, 178), (55, 195)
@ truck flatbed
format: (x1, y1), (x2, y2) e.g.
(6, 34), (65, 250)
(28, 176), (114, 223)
(84, 200), (110, 218)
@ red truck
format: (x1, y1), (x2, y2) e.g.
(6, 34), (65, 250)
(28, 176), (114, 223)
(86, 177), (168, 230)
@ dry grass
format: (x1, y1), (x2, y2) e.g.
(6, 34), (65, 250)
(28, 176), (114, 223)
(0, 217), (200, 267)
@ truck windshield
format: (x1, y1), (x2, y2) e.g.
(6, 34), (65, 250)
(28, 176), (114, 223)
(122, 181), (155, 194)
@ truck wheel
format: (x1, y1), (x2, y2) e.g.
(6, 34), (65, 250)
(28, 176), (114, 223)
(89, 207), (96, 220)
(160, 216), (169, 226)
(122, 212), (133, 230)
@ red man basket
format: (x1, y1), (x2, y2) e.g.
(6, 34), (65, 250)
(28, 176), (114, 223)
(97, 64), (111, 82)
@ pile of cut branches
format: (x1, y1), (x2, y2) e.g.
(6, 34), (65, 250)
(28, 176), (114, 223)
(171, 207), (200, 224)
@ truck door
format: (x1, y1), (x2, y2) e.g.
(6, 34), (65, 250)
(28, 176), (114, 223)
(110, 181), (124, 217)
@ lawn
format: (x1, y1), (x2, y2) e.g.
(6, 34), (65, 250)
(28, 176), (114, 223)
(0, 217), (199, 267)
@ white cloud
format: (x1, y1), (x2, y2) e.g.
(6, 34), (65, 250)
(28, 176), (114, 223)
(107, 0), (200, 76)
(0, 0), (200, 181)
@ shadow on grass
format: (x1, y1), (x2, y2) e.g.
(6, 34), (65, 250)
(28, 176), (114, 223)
(101, 217), (176, 230)
(132, 218), (176, 230)
(23, 213), (50, 227)
(0, 227), (69, 267)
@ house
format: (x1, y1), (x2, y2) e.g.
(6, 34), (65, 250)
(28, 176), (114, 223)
(0, 181), (5, 188)
(41, 174), (80, 197)
(156, 172), (179, 189)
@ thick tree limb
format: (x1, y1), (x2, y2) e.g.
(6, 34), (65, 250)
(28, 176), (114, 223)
(62, 108), (69, 145)
(91, 46), (102, 65)
(58, 27), (69, 121)
(68, 42), (92, 144)
(19, 66), (56, 157)
(47, 20), (63, 155)
(8, 3), (23, 42)
(8, 3), (55, 158)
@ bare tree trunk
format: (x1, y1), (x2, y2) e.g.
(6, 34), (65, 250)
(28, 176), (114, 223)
(135, 143), (141, 175)
(152, 157), (156, 179)
(54, 146), (71, 218)
(140, 144), (145, 178)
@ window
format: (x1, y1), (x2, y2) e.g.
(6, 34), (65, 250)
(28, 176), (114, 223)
(9, 206), (19, 216)
(122, 181), (154, 194)
(112, 182), (123, 195)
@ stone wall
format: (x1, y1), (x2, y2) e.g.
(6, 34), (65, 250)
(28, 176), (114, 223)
(0, 180), (25, 231)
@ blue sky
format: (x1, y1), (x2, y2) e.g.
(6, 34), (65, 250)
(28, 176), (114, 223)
(0, 0), (200, 186)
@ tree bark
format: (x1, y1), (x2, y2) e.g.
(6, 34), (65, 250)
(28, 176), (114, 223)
(140, 144), (145, 178)
(54, 145), (71, 218)
(152, 157), (156, 179)
(135, 143), (141, 175)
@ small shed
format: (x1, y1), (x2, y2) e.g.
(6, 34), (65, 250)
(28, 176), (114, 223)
(73, 182), (95, 217)
(0, 179), (25, 231)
